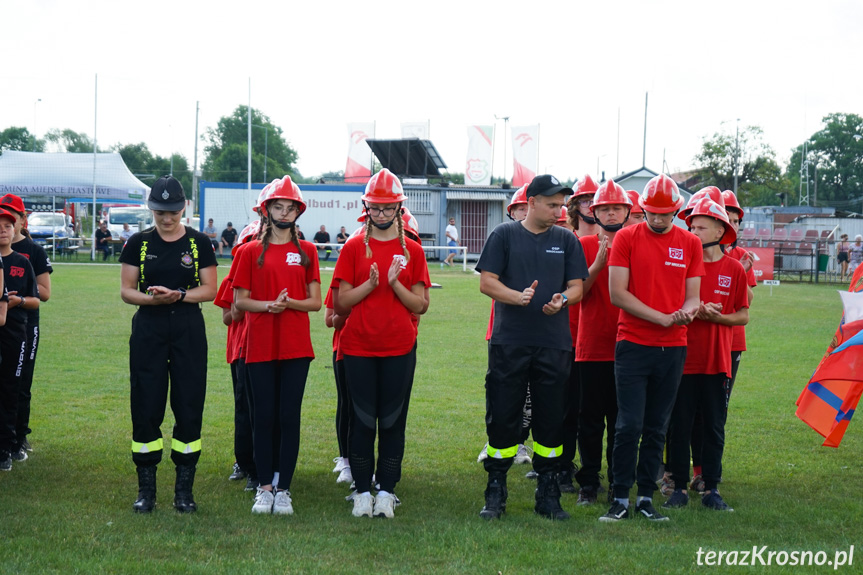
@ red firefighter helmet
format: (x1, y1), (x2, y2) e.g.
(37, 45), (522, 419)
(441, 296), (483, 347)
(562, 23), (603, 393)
(625, 190), (644, 214)
(401, 206), (420, 241)
(685, 198), (736, 244)
(722, 190), (744, 218)
(262, 175), (305, 217)
(573, 174), (600, 198)
(232, 220), (261, 255)
(557, 205), (568, 225)
(678, 186), (725, 220)
(362, 168), (407, 203)
(254, 180), (279, 213)
(590, 179), (631, 212)
(507, 185), (528, 215)
(640, 174), (684, 214)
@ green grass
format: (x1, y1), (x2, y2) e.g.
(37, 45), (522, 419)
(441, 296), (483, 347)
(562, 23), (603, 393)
(0, 264), (860, 574)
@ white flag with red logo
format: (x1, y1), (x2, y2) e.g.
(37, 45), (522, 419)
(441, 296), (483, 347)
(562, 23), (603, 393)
(465, 125), (493, 186)
(511, 124), (539, 188)
(401, 121), (429, 140)
(345, 123), (374, 184)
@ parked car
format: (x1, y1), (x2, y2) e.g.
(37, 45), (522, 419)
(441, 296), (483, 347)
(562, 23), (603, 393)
(106, 206), (153, 240)
(27, 212), (75, 244)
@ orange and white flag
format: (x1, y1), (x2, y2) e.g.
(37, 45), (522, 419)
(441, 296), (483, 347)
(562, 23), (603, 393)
(345, 123), (374, 184)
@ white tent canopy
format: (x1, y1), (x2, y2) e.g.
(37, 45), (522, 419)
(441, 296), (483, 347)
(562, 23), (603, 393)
(0, 151), (149, 202)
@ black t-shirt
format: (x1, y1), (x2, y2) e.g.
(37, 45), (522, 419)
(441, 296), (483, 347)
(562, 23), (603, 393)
(0, 256), (6, 302)
(337, 232), (348, 244)
(221, 227), (238, 247)
(476, 221), (588, 351)
(313, 231), (331, 244)
(2, 250), (38, 329)
(12, 237), (52, 322)
(119, 226), (218, 294)
(95, 228), (112, 245)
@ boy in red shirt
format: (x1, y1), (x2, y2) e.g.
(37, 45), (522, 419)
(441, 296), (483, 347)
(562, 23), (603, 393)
(600, 174), (704, 522)
(663, 198), (749, 512)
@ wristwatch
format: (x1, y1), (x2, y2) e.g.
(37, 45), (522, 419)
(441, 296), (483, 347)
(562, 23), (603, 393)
(561, 293), (568, 306)
(178, 288), (187, 302)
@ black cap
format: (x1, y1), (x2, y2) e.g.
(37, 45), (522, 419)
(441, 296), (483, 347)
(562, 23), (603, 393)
(148, 176), (186, 211)
(525, 174), (573, 199)
(227, 222), (233, 227)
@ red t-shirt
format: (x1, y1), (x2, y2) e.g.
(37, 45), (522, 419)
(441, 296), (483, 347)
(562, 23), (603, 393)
(334, 235), (430, 357)
(609, 224), (705, 347)
(576, 234), (618, 362)
(726, 245), (757, 352)
(324, 287), (343, 355)
(214, 275), (238, 364)
(683, 255), (749, 377)
(232, 239), (321, 363)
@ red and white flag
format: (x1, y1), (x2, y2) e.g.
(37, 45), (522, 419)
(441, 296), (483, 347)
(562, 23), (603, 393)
(511, 124), (539, 188)
(345, 123), (374, 184)
(465, 125), (493, 186)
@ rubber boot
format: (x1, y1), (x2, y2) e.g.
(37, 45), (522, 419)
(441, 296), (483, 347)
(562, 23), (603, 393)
(479, 473), (508, 520)
(133, 466), (157, 513)
(173, 465), (198, 513)
(535, 471), (570, 520)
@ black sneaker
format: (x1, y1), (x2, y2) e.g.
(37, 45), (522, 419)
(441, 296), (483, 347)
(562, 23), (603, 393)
(635, 499), (670, 521)
(702, 491), (734, 512)
(662, 489), (689, 509)
(244, 476), (260, 492)
(576, 486), (598, 506)
(0, 453), (11, 472)
(22, 438), (32, 452)
(11, 447), (27, 462)
(229, 462), (247, 481)
(599, 501), (630, 522)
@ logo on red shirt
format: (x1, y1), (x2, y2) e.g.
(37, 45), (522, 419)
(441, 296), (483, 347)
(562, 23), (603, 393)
(718, 275), (732, 288)
(10, 266), (25, 278)
(669, 247), (683, 260)
(286, 252), (302, 265)
(392, 254), (407, 270)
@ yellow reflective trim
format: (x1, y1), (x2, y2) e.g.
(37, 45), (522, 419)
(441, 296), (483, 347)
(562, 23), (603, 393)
(131, 438), (164, 454)
(532, 442), (562, 458)
(487, 444), (518, 459)
(171, 438), (202, 454)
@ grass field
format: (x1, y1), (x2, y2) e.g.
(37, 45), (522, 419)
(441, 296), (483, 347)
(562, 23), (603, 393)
(1, 263), (860, 574)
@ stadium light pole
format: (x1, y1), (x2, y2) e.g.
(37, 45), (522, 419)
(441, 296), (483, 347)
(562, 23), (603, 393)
(494, 115), (510, 187)
(32, 98), (41, 151)
(244, 122), (269, 182)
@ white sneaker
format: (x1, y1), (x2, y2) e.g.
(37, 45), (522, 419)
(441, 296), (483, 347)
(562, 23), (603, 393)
(273, 490), (294, 515)
(373, 491), (398, 519)
(336, 466), (353, 484)
(477, 443), (489, 462)
(351, 491), (374, 517)
(514, 444), (533, 465)
(332, 457), (347, 473)
(252, 488), (274, 514)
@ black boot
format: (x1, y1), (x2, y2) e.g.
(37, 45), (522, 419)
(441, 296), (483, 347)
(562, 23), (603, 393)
(535, 471), (570, 520)
(133, 466), (157, 513)
(479, 474), (508, 520)
(557, 462), (577, 494)
(173, 465), (197, 513)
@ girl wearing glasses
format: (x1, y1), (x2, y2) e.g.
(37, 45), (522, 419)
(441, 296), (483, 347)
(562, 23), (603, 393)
(333, 169), (430, 519)
(233, 176), (321, 516)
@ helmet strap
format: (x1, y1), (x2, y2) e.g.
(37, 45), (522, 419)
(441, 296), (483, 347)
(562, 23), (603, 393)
(701, 240), (721, 249)
(577, 211), (597, 225)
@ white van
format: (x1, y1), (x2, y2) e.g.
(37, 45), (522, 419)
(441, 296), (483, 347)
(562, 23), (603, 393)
(106, 207), (153, 240)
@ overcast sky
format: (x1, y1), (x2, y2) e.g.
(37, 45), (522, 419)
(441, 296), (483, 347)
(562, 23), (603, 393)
(3, 0), (862, 185)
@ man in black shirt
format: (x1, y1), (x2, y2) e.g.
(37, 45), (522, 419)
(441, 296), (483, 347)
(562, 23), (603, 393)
(313, 225), (332, 261)
(220, 222), (238, 257)
(475, 174), (588, 521)
(95, 220), (112, 260)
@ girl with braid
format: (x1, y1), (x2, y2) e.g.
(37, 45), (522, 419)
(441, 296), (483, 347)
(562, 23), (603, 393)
(233, 176), (321, 516)
(333, 169), (430, 519)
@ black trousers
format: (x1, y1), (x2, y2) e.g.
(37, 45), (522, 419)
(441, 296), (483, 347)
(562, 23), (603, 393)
(15, 319), (39, 444)
(668, 373), (729, 492)
(612, 341), (686, 498)
(575, 360), (617, 488)
(560, 353), (580, 467)
(483, 344), (571, 476)
(333, 352), (351, 459)
(0, 323), (27, 456)
(344, 350), (415, 493)
(247, 358), (310, 490)
(690, 351), (741, 471)
(231, 359), (255, 476)
(129, 305), (207, 468)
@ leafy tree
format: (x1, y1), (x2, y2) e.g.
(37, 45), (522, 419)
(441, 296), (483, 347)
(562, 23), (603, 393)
(114, 142), (192, 198)
(202, 106), (299, 183)
(787, 113), (863, 209)
(693, 125), (792, 207)
(0, 126), (44, 153)
(44, 128), (95, 153)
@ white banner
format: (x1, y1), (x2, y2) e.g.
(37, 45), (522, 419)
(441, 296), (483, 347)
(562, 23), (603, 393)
(465, 125), (494, 186)
(401, 121), (429, 140)
(511, 124), (539, 188)
(345, 123), (374, 184)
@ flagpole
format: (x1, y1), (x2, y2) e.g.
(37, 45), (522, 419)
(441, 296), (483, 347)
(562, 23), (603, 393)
(247, 78), (252, 191)
(91, 73), (98, 261)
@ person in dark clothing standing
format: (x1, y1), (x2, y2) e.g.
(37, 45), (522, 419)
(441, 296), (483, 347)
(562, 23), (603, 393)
(119, 176), (217, 513)
(0, 194), (53, 460)
(0, 208), (39, 472)
(476, 174), (588, 521)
